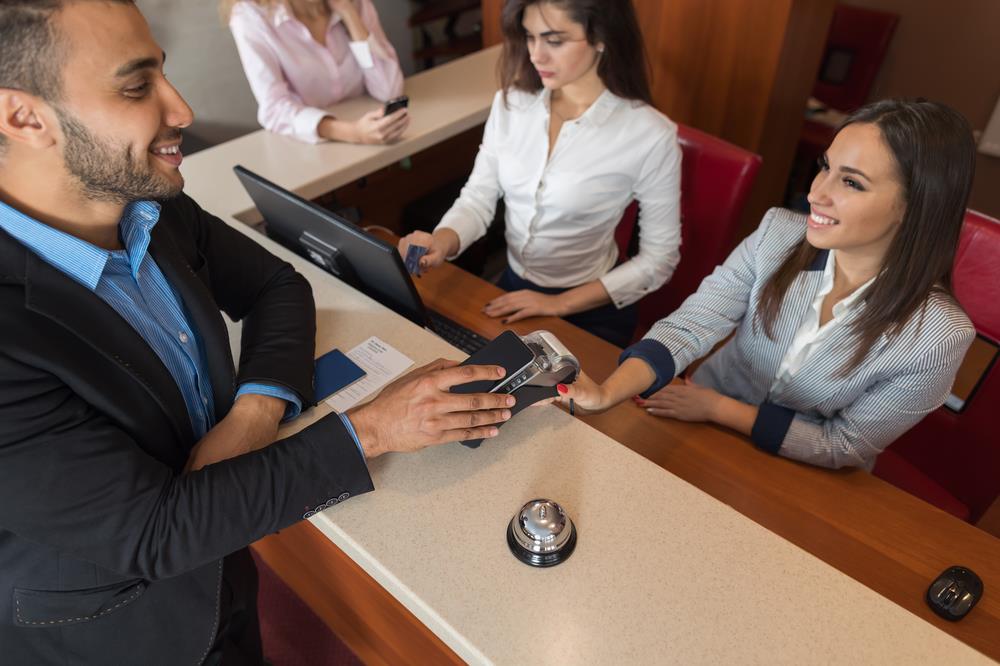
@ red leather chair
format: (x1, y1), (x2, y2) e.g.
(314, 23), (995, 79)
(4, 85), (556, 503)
(793, 4), (899, 200)
(874, 210), (1000, 523)
(812, 4), (900, 114)
(615, 124), (762, 339)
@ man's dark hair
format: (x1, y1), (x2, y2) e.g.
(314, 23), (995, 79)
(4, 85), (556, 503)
(0, 0), (134, 155)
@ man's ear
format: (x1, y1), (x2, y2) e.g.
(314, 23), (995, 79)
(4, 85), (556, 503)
(0, 90), (57, 150)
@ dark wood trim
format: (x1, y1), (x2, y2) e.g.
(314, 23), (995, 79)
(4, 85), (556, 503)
(253, 521), (465, 665)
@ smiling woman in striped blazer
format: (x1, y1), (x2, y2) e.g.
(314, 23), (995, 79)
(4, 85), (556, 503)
(562, 99), (977, 470)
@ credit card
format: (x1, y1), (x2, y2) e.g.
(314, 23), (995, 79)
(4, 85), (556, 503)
(404, 244), (429, 275)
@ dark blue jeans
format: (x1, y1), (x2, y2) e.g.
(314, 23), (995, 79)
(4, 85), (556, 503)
(497, 268), (637, 348)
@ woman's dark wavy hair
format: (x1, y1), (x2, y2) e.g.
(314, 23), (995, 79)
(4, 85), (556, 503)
(498, 0), (652, 107)
(756, 99), (977, 373)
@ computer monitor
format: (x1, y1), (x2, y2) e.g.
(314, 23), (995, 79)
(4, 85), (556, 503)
(233, 165), (429, 328)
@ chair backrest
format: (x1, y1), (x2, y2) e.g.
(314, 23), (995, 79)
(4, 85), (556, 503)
(616, 124), (762, 339)
(876, 210), (1000, 522)
(813, 4), (899, 112)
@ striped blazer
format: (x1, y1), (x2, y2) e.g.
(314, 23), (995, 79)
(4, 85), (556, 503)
(621, 207), (975, 470)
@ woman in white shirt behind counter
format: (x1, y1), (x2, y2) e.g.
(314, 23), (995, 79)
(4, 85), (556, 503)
(224, 0), (408, 145)
(398, 0), (681, 347)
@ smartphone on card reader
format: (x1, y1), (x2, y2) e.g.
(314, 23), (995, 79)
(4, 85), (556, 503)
(384, 95), (409, 116)
(450, 330), (579, 447)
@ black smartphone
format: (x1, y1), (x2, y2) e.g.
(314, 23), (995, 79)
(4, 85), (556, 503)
(384, 95), (409, 116)
(449, 330), (534, 396)
(449, 330), (536, 448)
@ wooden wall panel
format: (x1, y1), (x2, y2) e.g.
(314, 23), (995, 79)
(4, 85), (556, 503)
(741, 0), (839, 235)
(480, 0), (836, 238)
(482, 0), (504, 47)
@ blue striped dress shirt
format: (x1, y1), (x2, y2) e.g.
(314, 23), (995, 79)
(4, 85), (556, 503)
(0, 199), (300, 440)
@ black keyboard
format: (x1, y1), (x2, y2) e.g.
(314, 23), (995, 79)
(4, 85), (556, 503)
(427, 310), (489, 355)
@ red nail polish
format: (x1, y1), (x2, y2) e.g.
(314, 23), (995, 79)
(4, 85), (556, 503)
(556, 384), (568, 395)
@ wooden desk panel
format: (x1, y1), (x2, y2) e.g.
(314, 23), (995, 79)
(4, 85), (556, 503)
(253, 521), (463, 665)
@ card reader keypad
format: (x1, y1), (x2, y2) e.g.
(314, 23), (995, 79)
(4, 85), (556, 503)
(502, 370), (533, 393)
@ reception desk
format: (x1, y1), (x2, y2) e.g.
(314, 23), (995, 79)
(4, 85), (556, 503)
(181, 48), (1000, 663)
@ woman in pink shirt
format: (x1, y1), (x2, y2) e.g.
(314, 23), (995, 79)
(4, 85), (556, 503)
(223, 0), (408, 144)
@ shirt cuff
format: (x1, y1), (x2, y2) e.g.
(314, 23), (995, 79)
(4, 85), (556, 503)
(338, 412), (368, 462)
(750, 403), (796, 455)
(292, 106), (330, 144)
(349, 39), (375, 69)
(618, 339), (676, 397)
(236, 383), (302, 421)
(599, 266), (646, 310)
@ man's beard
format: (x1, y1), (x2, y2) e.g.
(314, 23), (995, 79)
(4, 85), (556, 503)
(55, 106), (182, 205)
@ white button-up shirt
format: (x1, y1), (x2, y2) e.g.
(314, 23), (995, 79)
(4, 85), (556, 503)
(771, 249), (875, 392)
(229, 0), (404, 144)
(436, 88), (682, 308)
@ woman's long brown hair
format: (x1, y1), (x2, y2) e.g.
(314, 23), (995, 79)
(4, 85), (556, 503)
(756, 99), (976, 373)
(498, 0), (653, 107)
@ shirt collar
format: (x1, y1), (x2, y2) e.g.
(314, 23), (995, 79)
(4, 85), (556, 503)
(539, 87), (622, 127)
(272, 3), (342, 29)
(0, 199), (161, 291)
(820, 249), (876, 319)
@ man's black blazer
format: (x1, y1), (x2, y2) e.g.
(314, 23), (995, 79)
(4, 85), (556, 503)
(0, 193), (374, 664)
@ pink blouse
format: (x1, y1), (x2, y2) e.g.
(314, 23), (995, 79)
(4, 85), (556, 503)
(229, 1), (405, 143)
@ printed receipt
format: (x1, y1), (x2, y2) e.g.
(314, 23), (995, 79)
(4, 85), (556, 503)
(325, 336), (414, 413)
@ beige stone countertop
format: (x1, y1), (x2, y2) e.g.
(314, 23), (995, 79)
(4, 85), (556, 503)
(248, 251), (991, 665)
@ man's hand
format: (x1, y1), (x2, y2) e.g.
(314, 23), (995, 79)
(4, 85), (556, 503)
(482, 289), (564, 323)
(348, 359), (515, 458)
(185, 394), (286, 472)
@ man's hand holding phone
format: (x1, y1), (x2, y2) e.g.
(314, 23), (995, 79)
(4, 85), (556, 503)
(348, 359), (515, 457)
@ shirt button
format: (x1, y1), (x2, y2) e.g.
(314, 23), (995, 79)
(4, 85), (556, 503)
(178, 331), (189, 344)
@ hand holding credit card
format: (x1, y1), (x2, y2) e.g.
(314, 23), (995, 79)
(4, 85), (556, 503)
(404, 244), (429, 275)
